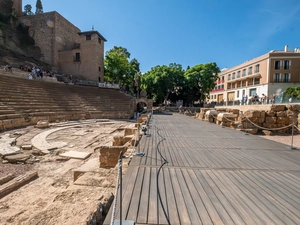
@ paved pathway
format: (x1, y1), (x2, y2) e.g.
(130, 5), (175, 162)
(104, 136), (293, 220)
(105, 113), (300, 225)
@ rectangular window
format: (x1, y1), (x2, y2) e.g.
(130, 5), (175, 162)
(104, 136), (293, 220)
(99, 66), (101, 72)
(275, 60), (281, 70)
(237, 90), (239, 98)
(75, 52), (80, 61)
(283, 73), (290, 82)
(98, 38), (101, 44)
(255, 64), (260, 73)
(242, 90), (245, 95)
(284, 60), (290, 69)
(248, 67), (252, 75)
(237, 71), (240, 78)
(86, 35), (91, 40)
(249, 88), (256, 97)
(273, 73), (281, 82)
(232, 72), (235, 79)
(242, 69), (246, 76)
(214, 95), (216, 99)
(228, 74), (231, 81)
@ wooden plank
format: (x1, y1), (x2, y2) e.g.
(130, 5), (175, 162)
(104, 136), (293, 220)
(227, 171), (290, 225)
(269, 172), (300, 194)
(183, 169), (213, 225)
(201, 170), (246, 225)
(176, 169), (202, 225)
(158, 167), (168, 225)
(169, 168), (191, 224)
(164, 168), (180, 225)
(147, 167), (158, 224)
(136, 167), (151, 223)
(194, 170), (234, 225)
(126, 167), (145, 221)
(245, 171), (300, 223)
(210, 170), (267, 225)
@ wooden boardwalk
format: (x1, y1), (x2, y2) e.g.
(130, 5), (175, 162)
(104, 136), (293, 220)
(104, 114), (300, 225)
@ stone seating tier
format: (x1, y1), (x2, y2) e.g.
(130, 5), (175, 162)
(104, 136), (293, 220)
(0, 73), (135, 130)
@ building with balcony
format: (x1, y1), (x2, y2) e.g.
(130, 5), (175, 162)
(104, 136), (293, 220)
(209, 45), (300, 104)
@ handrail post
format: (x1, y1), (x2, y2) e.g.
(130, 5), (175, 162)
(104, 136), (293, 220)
(119, 151), (123, 225)
(290, 122), (296, 150)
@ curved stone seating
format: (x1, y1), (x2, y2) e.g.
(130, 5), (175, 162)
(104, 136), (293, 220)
(0, 73), (135, 131)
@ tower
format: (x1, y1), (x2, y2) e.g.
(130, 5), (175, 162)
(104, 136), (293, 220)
(12, 0), (22, 16)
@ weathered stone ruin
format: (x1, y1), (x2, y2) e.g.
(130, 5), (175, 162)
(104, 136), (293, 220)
(196, 104), (300, 135)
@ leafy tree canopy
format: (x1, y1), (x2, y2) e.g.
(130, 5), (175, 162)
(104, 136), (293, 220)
(284, 86), (300, 99)
(141, 63), (185, 103)
(24, 4), (33, 15)
(184, 62), (220, 102)
(35, 0), (43, 14)
(104, 46), (140, 94)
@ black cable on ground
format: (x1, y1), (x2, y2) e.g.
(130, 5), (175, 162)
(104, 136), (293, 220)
(156, 126), (171, 225)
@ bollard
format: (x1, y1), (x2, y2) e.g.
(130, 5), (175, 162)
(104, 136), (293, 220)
(290, 122), (296, 150)
(245, 117), (249, 135)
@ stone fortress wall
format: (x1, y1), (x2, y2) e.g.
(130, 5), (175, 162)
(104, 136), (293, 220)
(19, 12), (81, 72)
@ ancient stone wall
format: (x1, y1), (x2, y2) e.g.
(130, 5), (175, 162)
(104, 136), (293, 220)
(99, 146), (127, 168)
(196, 104), (300, 134)
(0, 0), (13, 16)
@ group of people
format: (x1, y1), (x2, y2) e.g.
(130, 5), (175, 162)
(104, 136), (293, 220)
(4, 65), (13, 73)
(241, 93), (270, 105)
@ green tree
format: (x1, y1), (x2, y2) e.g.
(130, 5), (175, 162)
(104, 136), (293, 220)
(24, 4), (33, 15)
(141, 63), (185, 104)
(104, 46), (140, 94)
(35, 0), (43, 14)
(184, 62), (220, 104)
(284, 86), (300, 99)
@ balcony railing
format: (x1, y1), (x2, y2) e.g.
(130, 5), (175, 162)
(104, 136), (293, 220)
(211, 88), (224, 93)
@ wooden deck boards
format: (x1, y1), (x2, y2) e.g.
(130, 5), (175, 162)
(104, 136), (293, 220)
(104, 114), (300, 225)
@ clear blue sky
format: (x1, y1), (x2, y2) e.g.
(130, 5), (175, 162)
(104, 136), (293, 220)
(23, 0), (300, 72)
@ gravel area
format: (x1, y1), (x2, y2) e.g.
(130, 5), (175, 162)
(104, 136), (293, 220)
(257, 133), (300, 149)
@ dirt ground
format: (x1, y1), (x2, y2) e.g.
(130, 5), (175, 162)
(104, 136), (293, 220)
(1, 118), (300, 225)
(0, 120), (134, 225)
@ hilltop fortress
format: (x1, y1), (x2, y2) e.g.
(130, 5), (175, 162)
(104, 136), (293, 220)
(4, 0), (106, 82)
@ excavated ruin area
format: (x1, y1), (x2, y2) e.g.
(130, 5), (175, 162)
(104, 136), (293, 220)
(0, 119), (136, 225)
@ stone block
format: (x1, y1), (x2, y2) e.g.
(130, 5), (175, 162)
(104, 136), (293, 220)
(112, 136), (132, 146)
(242, 129), (258, 134)
(286, 110), (298, 117)
(217, 113), (237, 122)
(124, 128), (137, 136)
(286, 104), (300, 111)
(205, 110), (218, 116)
(226, 108), (240, 114)
(265, 116), (277, 123)
(99, 146), (127, 168)
(266, 111), (276, 117)
(22, 144), (32, 150)
(35, 120), (50, 128)
(270, 105), (286, 112)
(276, 117), (289, 124)
(276, 111), (287, 117)
(4, 154), (30, 163)
(243, 110), (261, 118)
(262, 130), (273, 136)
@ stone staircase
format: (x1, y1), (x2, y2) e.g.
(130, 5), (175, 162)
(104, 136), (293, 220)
(0, 72), (135, 131)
